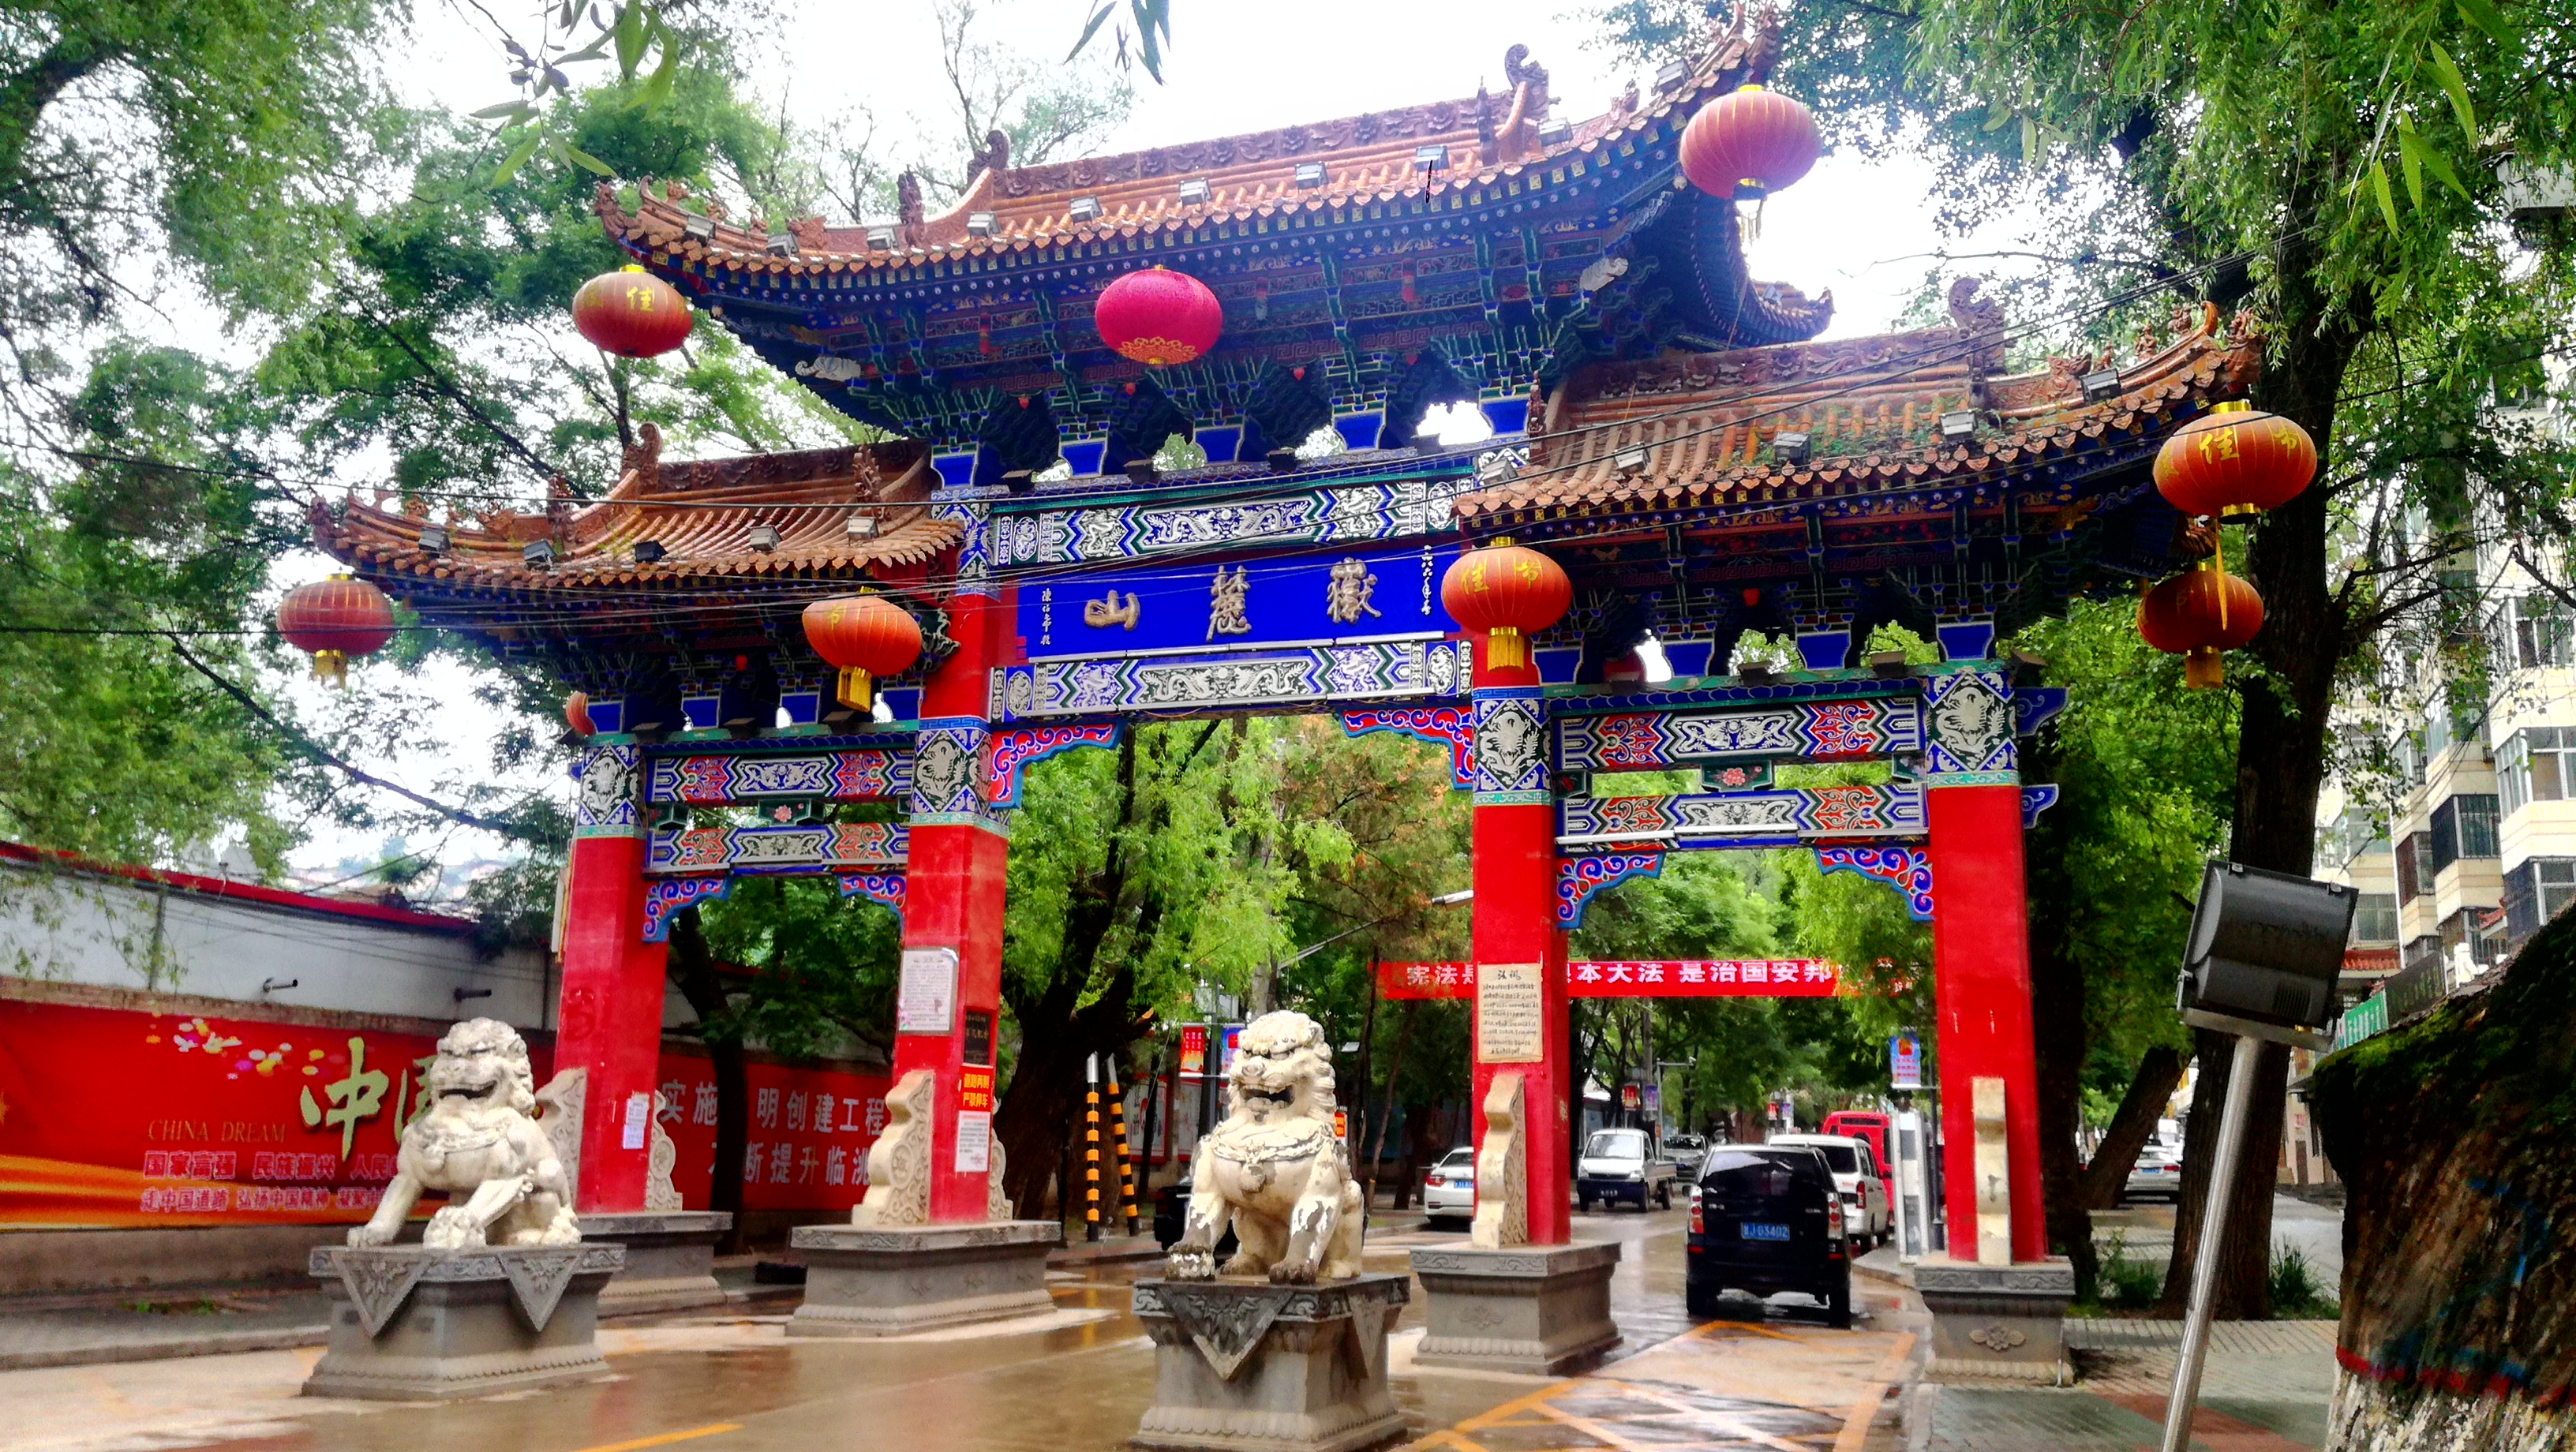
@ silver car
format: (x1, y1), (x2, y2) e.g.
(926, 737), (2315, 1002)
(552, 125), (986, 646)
(1422, 1146), (1477, 1219)
(2124, 1144), (2183, 1202)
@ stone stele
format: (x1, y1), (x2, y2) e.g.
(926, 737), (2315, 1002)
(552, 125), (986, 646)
(1131, 1274), (1410, 1452)
(301, 1242), (624, 1400)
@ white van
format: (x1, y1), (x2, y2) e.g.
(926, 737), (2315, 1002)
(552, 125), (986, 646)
(1767, 1132), (1892, 1245)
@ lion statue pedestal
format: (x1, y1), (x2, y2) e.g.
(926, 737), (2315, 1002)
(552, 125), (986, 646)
(1133, 1012), (1408, 1452)
(301, 1020), (625, 1401)
(1407, 1073), (1622, 1376)
(787, 1068), (1060, 1338)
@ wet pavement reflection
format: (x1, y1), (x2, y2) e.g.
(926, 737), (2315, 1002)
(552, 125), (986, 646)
(9, 1206), (1916, 1452)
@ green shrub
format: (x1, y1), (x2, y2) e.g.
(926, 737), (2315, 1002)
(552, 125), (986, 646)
(2098, 1230), (2165, 1308)
(2269, 1245), (2338, 1319)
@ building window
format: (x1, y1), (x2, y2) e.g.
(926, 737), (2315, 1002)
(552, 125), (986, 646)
(2458, 794), (2499, 858)
(2500, 727), (2576, 817)
(2396, 831), (2431, 904)
(2430, 795), (2499, 874)
(2350, 893), (2399, 945)
(2439, 908), (2496, 969)
(2502, 858), (2576, 950)
(2509, 595), (2576, 669)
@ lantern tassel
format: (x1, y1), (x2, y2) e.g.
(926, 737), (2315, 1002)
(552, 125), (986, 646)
(1485, 626), (1528, 671)
(837, 667), (874, 713)
(2183, 648), (2224, 690)
(312, 649), (347, 688)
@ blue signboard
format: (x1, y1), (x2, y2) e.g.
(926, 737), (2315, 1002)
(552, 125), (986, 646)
(1889, 1031), (1923, 1091)
(1018, 544), (1459, 661)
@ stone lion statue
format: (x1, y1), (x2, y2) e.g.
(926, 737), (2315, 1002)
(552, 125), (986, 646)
(1165, 1009), (1363, 1285)
(347, 1019), (580, 1251)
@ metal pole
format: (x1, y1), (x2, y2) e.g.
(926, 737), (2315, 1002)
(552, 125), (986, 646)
(1083, 1052), (1104, 1243)
(2158, 1032), (2263, 1452)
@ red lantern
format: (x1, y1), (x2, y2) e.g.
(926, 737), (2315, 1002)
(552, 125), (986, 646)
(1441, 541), (1573, 672)
(565, 691), (597, 738)
(277, 575), (396, 687)
(572, 264), (694, 358)
(2154, 402), (2317, 518)
(802, 594), (923, 711)
(1679, 84), (1822, 200)
(1093, 266), (1223, 367)
(2137, 560), (2263, 689)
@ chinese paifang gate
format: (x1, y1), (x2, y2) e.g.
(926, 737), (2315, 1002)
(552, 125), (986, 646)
(315, 8), (2251, 1365)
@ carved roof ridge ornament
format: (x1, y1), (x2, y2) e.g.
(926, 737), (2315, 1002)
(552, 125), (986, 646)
(1464, 324), (2263, 523)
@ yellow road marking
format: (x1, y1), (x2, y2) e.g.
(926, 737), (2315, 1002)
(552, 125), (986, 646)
(567, 1424), (743, 1452)
(1830, 1332), (1916, 1452)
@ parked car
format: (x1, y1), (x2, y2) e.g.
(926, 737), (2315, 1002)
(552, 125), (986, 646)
(1665, 1133), (1709, 1180)
(1422, 1145), (1477, 1220)
(1819, 1110), (1892, 1174)
(1576, 1127), (1679, 1211)
(1687, 1143), (1853, 1327)
(1769, 1132), (1892, 1246)
(2124, 1143), (2183, 1203)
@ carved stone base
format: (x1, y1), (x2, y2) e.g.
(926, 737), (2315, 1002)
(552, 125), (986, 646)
(301, 1244), (624, 1401)
(1915, 1257), (2075, 1386)
(1131, 1275), (1410, 1452)
(579, 1211), (731, 1315)
(786, 1221), (1058, 1338)
(1408, 1241), (1621, 1375)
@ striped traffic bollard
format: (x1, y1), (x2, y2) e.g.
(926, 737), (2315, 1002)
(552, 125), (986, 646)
(1107, 1057), (1141, 1235)
(1083, 1053), (1103, 1242)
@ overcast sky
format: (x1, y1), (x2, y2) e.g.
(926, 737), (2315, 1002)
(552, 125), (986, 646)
(275, 0), (2020, 884)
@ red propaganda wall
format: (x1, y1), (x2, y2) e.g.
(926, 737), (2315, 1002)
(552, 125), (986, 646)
(0, 996), (888, 1229)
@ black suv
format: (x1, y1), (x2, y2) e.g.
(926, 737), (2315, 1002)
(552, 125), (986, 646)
(1686, 1143), (1852, 1327)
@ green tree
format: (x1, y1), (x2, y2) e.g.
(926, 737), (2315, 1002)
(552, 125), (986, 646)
(2012, 599), (2237, 1296)
(990, 720), (1298, 1214)
(1597, 0), (2576, 1314)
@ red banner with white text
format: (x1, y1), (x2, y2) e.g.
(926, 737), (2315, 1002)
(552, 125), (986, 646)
(1376, 960), (1848, 1000)
(0, 996), (888, 1228)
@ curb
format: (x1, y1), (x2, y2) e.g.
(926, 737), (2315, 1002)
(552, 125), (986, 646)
(0, 1323), (329, 1372)
(1047, 1245), (1164, 1269)
(1853, 1252), (1912, 1289)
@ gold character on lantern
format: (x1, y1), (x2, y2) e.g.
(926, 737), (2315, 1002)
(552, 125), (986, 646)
(1207, 565), (1252, 639)
(1324, 558), (1382, 625)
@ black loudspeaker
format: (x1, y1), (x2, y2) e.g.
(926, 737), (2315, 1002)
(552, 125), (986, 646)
(2177, 862), (2357, 1031)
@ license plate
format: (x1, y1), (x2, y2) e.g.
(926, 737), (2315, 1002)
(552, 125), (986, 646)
(1739, 1222), (1792, 1242)
(1448, 1180), (1472, 1189)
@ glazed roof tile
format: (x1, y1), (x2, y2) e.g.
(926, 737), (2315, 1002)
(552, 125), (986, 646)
(1455, 311), (2264, 525)
(597, 30), (1767, 275)
(314, 436), (951, 592)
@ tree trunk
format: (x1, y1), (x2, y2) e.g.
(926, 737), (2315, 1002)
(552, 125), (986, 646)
(1134, 1038), (1164, 1195)
(667, 908), (748, 1253)
(2080, 1045), (2188, 1209)
(2031, 922), (2096, 1297)
(2155, 230), (2366, 1319)
(1363, 1002), (1417, 1208)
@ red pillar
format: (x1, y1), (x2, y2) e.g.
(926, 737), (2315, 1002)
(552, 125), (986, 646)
(894, 589), (1011, 1222)
(1925, 781), (2047, 1262)
(556, 749), (668, 1213)
(1466, 646), (1572, 1246)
